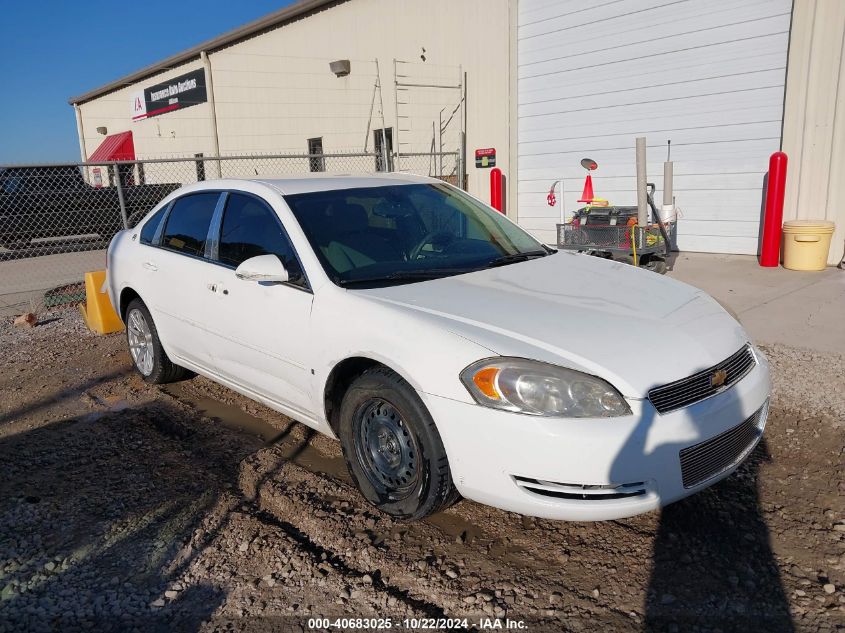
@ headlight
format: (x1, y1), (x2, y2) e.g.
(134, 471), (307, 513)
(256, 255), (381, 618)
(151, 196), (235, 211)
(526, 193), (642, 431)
(460, 358), (631, 418)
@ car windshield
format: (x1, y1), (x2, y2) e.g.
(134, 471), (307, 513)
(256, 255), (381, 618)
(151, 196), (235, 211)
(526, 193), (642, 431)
(284, 183), (551, 287)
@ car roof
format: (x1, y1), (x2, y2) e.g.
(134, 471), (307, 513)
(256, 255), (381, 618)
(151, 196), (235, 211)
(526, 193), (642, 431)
(254, 172), (438, 195)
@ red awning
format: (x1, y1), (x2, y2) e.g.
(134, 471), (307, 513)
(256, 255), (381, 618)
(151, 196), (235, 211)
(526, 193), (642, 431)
(88, 131), (135, 161)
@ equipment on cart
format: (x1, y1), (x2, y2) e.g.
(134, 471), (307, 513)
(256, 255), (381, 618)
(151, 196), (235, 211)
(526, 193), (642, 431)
(555, 159), (672, 274)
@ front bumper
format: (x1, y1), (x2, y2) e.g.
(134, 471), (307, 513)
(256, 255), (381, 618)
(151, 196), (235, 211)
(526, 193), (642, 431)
(423, 350), (771, 521)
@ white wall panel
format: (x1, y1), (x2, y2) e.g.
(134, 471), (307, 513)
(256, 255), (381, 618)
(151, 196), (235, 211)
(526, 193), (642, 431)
(77, 0), (511, 198)
(517, 0), (791, 254)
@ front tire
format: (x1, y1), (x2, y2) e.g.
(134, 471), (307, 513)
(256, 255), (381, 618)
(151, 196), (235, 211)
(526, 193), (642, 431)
(125, 298), (188, 384)
(338, 367), (459, 520)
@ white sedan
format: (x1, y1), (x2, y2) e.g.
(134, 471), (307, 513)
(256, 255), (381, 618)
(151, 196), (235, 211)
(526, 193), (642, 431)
(107, 174), (770, 521)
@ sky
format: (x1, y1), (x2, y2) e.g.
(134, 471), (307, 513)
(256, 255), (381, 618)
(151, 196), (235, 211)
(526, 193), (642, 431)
(0, 1), (293, 164)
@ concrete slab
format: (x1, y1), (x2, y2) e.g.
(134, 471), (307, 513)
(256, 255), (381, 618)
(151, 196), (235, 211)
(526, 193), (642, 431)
(668, 253), (845, 354)
(0, 249), (105, 317)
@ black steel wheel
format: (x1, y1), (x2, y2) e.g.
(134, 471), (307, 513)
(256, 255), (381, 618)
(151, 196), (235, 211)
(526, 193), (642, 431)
(338, 367), (460, 520)
(354, 399), (420, 497)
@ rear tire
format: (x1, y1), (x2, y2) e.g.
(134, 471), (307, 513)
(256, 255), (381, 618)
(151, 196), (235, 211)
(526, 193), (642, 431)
(125, 298), (188, 384)
(338, 367), (460, 520)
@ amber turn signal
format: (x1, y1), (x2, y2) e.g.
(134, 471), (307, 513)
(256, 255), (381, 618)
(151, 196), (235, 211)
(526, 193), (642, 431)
(472, 367), (501, 400)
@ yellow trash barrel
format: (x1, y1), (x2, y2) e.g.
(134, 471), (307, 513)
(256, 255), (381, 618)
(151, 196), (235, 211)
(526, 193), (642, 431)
(782, 220), (835, 271)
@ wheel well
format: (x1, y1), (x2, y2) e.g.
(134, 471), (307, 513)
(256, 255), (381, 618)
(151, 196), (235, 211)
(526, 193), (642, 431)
(323, 357), (385, 435)
(118, 287), (141, 321)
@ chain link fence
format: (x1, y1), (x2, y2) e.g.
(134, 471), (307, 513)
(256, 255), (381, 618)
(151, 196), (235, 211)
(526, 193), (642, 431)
(0, 151), (462, 315)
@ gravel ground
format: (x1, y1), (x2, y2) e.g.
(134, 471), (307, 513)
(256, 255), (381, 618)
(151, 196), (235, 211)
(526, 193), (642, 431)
(0, 309), (843, 633)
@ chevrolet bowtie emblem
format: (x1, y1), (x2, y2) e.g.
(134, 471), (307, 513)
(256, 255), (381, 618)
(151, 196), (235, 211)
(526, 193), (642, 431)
(710, 369), (728, 388)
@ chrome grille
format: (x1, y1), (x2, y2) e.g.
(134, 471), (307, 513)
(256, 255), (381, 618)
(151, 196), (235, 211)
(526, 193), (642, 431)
(648, 345), (756, 414)
(513, 476), (648, 501)
(679, 403), (766, 489)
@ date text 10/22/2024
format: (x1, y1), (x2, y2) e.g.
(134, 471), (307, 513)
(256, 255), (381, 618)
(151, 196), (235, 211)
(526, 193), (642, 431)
(306, 617), (528, 630)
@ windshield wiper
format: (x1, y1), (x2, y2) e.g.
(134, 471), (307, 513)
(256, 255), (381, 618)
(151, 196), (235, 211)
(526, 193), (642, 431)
(484, 250), (550, 268)
(338, 268), (471, 287)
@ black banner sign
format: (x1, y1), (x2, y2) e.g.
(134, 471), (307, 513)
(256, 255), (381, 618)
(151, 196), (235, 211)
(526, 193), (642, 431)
(132, 68), (207, 121)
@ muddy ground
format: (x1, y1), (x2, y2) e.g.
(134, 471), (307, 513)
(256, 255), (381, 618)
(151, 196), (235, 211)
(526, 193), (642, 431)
(0, 309), (843, 633)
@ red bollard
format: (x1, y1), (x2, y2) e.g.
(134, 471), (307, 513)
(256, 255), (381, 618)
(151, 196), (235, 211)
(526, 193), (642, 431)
(490, 168), (503, 213)
(760, 151), (788, 267)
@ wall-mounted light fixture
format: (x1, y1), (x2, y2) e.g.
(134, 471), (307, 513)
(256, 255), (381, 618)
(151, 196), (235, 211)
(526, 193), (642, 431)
(96, 126), (108, 135)
(329, 59), (351, 77)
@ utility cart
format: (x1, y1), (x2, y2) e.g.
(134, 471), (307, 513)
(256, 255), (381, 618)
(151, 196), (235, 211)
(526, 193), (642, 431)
(556, 181), (672, 274)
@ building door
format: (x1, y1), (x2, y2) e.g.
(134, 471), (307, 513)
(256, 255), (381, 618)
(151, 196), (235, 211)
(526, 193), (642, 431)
(308, 137), (325, 172)
(195, 153), (206, 181)
(374, 128), (393, 172)
(516, 0), (791, 254)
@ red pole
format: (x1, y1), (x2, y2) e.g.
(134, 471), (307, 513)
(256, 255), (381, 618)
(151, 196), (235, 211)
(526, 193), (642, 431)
(490, 168), (503, 213)
(760, 151), (788, 267)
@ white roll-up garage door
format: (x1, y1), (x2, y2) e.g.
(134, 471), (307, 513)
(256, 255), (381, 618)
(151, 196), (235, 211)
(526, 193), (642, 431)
(517, 0), (792, 253)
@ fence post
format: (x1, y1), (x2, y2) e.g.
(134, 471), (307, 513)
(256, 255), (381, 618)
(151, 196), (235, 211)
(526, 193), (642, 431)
(636, 137), (648, 226)
(114, 164), (129, 229)
(459, 131), (466, 190)
(381, 134), (390, 173)
(455, 146), (461, 190)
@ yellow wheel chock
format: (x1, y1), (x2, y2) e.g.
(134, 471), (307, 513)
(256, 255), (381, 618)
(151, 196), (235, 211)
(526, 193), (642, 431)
(79, 270), (124, 334)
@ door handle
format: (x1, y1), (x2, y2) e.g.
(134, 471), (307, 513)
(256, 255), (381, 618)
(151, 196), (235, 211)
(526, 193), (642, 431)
(206, 283), (229, 295)
(142, 261), (157, 271)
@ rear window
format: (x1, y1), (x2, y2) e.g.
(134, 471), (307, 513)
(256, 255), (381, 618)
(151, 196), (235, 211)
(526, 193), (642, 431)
(160, 193), (220, 257)
(139, 206), (168, 245)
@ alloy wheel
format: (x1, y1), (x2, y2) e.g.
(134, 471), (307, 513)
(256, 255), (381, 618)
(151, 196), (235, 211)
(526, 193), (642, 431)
(127, 308), (154, 376)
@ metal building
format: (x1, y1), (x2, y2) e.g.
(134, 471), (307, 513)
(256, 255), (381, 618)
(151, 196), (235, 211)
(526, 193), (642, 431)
(70, 0), (845, 265)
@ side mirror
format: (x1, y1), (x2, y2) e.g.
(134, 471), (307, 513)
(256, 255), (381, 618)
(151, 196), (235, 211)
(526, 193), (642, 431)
(234, 254), (289, 283)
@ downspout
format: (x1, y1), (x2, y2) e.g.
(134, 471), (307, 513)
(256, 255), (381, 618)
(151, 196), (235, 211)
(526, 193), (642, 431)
(507, 0), (519, 221)
(201, 50), (222, 177)
(73, 104), (87, 161)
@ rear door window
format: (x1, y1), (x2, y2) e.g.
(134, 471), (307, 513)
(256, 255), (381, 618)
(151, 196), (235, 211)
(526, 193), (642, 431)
(217, 193), (306, 287)
(160, 192), (220, 257)
(139, 206), (168, 245)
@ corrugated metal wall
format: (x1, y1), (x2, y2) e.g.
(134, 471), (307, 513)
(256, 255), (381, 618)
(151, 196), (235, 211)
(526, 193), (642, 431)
(782, 0), (845, 266)
(516, 0), (792, 252)
(76, 0), (511, 198)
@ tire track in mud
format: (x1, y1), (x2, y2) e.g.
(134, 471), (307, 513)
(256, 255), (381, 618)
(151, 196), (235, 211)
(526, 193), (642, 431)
(161, 382), (643, 630)
(246, 502), (450, 620)
(162, 376), (840, 632)
(4, 313), (843, 632)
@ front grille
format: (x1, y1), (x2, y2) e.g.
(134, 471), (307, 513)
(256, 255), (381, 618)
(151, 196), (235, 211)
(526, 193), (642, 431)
(513, 476), (648, 501)
(679, 403), (767, 488)
(649, 345), (756, 414)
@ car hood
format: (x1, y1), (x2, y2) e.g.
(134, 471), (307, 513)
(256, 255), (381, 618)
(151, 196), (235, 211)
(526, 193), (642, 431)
(355, 252), (749, 398)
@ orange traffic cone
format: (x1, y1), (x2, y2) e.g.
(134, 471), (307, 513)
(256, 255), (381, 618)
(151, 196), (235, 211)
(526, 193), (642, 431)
(578, 173), (594, 203)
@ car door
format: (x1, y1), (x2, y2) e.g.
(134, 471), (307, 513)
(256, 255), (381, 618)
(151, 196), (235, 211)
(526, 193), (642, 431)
(202, 191), (315, 416)
(138, 191), (223, 372)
